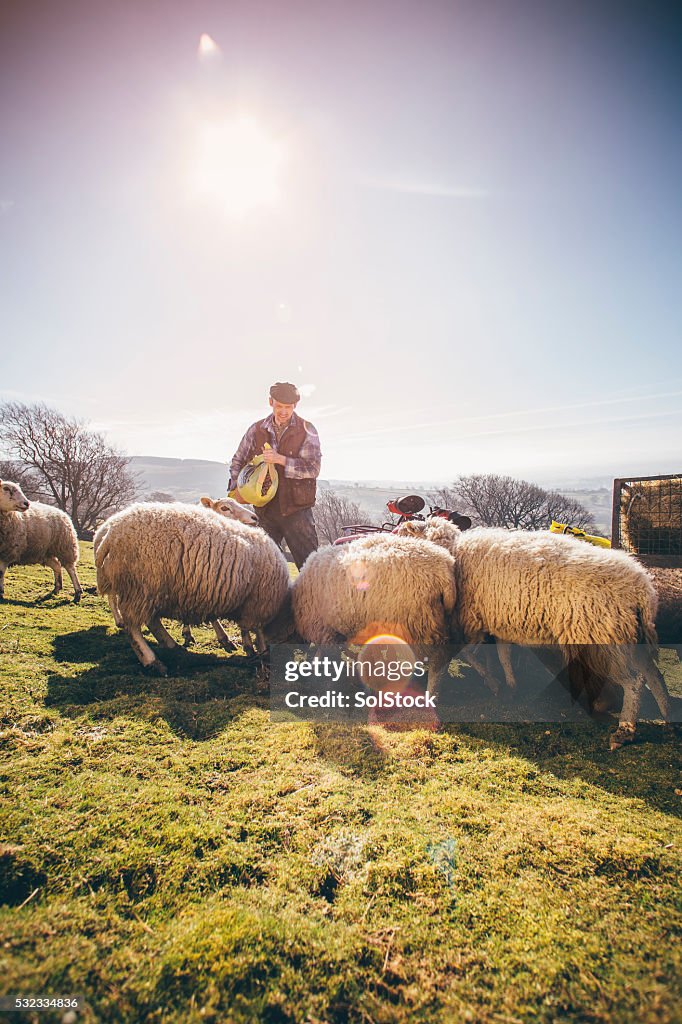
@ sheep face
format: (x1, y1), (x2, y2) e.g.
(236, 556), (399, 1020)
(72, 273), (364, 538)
(397, 517), (461, 556)
(0, 480), (30, 513)
(200, 495), (258, 527)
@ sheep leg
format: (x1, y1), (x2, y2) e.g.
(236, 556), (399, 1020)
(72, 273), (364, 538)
(127, 625), (168, 676)
(0, 564), (5, 600)
(107, 594), (124, 628)
(461, 644), (501, 696)
(182, 624), (195, 646)
(565, 656), (585, 701)
(253, 627), (267, 655)
(45, 556), (63, 595)
(632, 646), (671, 722)
(568, 656), (620, 714)
(240, 628), (258, 656)
(609, 674), (644, 750)
(148, 617), (179, 649)
(211, 620), (237, 651)
(576, 646), (623, 713)
(64, 563), (82, 603)
(496, 644), (518, 691)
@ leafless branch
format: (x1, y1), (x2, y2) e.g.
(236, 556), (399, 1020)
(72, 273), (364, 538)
(429, 474), (594, 531)
(313, 489), (378, 545)
(0, 401), (139, 536)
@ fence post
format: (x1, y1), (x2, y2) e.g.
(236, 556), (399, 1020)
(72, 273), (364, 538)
(611, 479), (621, 549)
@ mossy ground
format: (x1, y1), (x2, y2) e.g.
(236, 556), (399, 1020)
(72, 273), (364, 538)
(1, 545), (681, 1023)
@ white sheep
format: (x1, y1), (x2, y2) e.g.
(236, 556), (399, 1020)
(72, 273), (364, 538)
(180, 496), (261, 652)
(94, 496), (263, 653)
(0, 479), (82, 602)
(398, 518), (671, 749)
(95, 501), (290, 675)
(291, 531), (458, 695)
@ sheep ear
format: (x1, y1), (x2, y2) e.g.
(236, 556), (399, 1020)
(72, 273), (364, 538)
(200, 496), (212, 507)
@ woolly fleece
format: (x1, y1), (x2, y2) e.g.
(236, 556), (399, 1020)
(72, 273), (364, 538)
(292, 531), (456, 645)
(95, 502), (289, 630)
(397, 519), (659, 647)
(0, 501), (79, 575)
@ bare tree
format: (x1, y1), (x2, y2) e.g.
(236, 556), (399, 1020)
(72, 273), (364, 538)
(145, 491), (176, 503)
(542, 490), (595, 531)
(0, 459), (43, 500)
(430, 474), (594, 531)
(313, 489), (377, 545)
(0, 402), (139, 536)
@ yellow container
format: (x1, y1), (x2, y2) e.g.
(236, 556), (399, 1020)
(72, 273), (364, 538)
(550, 521), (611, 548)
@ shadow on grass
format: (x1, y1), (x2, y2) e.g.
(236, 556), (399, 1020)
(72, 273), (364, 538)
(44, 625), (265, 740)
(450, 718), (682, 817)
(311, 722), (390, 778)
(41, 628), (682, 808)
(439, 665), (682, 817)
(2, 593), (72, 608)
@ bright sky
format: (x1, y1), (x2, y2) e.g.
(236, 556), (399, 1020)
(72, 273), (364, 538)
(1, 0), (680, 482)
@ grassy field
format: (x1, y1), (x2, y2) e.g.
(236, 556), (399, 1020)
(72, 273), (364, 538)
(1, 543), (681, 1023)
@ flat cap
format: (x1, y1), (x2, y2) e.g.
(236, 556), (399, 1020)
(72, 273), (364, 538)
(270, 382), (300, 403)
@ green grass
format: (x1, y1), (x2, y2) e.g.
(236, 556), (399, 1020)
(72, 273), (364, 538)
(1, 544), (681, 1023)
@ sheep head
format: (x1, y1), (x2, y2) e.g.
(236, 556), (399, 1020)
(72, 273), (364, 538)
(200, 495), (259, 527)
(0, 480), (30, 513)
(397, 517), (461, 556)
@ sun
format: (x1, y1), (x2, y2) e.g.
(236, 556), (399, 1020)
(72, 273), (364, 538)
(191, 115), (286, 219)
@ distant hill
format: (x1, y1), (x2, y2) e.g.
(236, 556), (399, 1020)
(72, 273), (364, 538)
(130, 456), (615, 533)
(130, 456), (230, 502)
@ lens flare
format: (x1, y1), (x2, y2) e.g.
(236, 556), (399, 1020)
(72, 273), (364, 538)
(355, 631), (418, 694)
(362, 632), (410, 647)
(198, 33), (221, 59)
(347, 558), (370, 591)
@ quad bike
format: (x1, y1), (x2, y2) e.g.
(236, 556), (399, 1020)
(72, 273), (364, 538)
(334, 494), (472, 545)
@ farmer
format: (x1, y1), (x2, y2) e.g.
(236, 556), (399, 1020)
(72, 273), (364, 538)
(228, 381), (321, 568)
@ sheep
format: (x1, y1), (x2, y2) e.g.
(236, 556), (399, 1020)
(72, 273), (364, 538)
(398, 518), (671, 749)
(0, 479), (82, 603)
(648, 565), (682, 644)
(95, 501), (290, 675)
(291, 531), (458, 696)
(94, 496), (264, 654)
(179, 496), (260, 652)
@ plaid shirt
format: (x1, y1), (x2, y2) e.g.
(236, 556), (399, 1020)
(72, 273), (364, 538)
(228, 412), (322, 491)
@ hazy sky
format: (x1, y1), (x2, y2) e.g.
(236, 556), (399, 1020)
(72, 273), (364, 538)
(1, 0), (680, 481)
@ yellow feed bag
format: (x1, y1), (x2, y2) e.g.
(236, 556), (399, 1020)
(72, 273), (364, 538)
(233, 444), (279, 507)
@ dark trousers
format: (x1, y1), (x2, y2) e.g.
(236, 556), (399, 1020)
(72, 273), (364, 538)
(257, 505), (319, 569)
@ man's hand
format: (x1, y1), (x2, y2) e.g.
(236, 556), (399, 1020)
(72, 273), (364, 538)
(262, 448), (287, 467)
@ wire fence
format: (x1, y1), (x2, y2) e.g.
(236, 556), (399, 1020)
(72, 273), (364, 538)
(612, 475), (682, 565)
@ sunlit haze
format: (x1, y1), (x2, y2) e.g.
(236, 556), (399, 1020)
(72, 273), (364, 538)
(1, 1), (680, 483)
(190, 115), (286, 218)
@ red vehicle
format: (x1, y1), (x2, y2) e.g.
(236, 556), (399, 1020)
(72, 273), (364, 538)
(333, 494), (472, 545)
